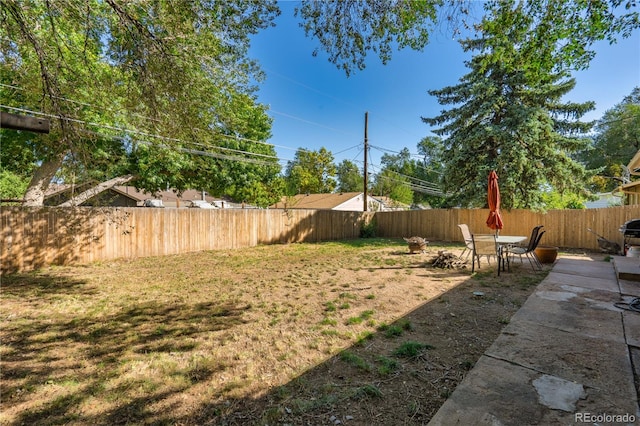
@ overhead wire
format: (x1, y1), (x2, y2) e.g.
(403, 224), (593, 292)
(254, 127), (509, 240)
(1, 84), (297, 154)
(369, 144), (445, 177)
(2, 83), (362, 163)
(4, 80), (446, 194)
(0, 104), (289, 166)
(269, 109), (359, 137)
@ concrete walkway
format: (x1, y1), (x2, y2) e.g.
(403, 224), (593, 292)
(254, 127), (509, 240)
(429, 255), (640, 426)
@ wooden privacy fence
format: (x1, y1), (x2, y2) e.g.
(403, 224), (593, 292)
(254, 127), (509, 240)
(2, 205), (639, 274)
(374, 206), (640, 250)
(1, 207), (368, 274)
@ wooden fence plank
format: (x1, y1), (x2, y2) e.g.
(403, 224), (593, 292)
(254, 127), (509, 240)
(2, 205), (640, 274)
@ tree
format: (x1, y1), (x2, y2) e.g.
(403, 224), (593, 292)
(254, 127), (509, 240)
(581, 87), (640, 192)
(284, 147), (337, 194)
(415, 136), (448, 208)
(295, 0), (441, 76)
(1, 0), (281, 206)
(374, 148), (413, 204)
(372, 147), (445, 205)
(0, 170), (28, 201)
(423, 2), (598, 210)
(336, 160), (363, 193)
(296, 0), (639, 76)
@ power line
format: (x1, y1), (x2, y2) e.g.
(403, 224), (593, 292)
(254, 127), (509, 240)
(262, 68), (424, 140)
(1, 105), (288, 166)
(369, 144), (444, 176)
(359, 160), (445, 196)
(375, 173), (445, 196)
(2, 101), (445, 194)
(269, 109), (359, 137)
(1, 84), (297, 152)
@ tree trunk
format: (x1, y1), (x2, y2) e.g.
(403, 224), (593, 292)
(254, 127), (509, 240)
(22, 154), (65, 207)
(57, 175), (135, 207)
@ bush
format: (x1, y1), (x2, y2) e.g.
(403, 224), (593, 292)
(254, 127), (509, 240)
(360, 219), (377, 238)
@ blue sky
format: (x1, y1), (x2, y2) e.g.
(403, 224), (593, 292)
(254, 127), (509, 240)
(249, 2), (640, 172)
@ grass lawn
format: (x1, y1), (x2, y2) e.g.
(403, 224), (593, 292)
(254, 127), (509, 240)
(1, 239), (551, 425)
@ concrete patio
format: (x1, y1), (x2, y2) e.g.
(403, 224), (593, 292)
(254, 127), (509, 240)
(429, 254), (640, 425)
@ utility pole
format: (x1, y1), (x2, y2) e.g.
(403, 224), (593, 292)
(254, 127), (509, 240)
(363, 112), (368, 212)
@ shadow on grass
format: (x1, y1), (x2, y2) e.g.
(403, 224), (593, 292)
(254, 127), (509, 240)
(2, 272), (96, 297)
(1, 245), (547, 426)
(179, 267), (541, 425)
(2, 272), (250, 426)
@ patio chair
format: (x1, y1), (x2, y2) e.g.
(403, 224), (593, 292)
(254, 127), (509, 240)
(507, 226), (544, 271)
(457, 224), (474, 260)
(471, 234), (502, 275)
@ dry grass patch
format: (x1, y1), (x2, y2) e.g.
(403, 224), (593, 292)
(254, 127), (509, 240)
(1, 239), (552, 425)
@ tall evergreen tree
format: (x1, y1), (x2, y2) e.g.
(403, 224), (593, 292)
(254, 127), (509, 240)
(423, 2), (596, 210)
(296, 0), (638, 77)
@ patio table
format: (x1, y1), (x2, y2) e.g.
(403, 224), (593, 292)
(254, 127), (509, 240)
(496, 235), (527, 245)
(495, 235), (527, 272)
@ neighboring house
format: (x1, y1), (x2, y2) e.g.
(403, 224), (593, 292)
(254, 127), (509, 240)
(584, 192), (623, 209)
(373, 196), (410, 211)
(43, 183), (100, 206)
(44, 184), (230, 208)
(615, 150), (640, 206)
(270, 192), (383, 212)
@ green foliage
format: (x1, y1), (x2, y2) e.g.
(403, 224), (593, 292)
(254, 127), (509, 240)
(360, 218), (377, 238)
(284, 147), (337, 194)
(372, 146), (444, 206)
(393, 341), (433, 358)
(415, 136), (448, 207)
(0, 169), (29, 200)
(540, 190), (587, 210)
(336, 159), (363, 192)
(296, 0), (439, 76)
(2, 0), (281, 205)
(351, 384), (382, 399)
(580, 87), (640, 192)
(389, 183), (414, 206)
(339, 351), (371, 371)
(296, 1), (639, 77)
(424, 2), (598, 210)
(379, 324), (403, 338)
(374, 149), (413, 201)
(376, 356), (400, 375)
(378, 318), (412, 338)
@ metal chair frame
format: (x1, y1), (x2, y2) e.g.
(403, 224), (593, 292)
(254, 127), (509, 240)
(507, 226), (545, 271)
(471, 233), (502, 276)
(457, 224), (474, 260)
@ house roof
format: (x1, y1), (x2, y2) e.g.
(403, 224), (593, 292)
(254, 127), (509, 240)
(271, 192), (367, 210)
(373, 196), (410, 210)
(44, 182), (94, 198)
(620, 179), (640, 191)
(613, 150), (640, 198)
(628, 150), (640, 176)
(111, 187), (216, 203)
(45, 184), (221, 205)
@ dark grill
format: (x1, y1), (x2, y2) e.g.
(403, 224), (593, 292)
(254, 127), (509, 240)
(620, 219), (640, 238)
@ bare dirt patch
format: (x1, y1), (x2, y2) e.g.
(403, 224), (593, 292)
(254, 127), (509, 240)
(1, 239), (554, 425)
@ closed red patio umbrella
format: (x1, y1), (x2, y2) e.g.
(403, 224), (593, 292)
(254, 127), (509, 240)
(486, 170), (504, 233)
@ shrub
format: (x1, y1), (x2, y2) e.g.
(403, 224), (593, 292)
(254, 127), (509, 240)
(360, 219), (377, 238)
